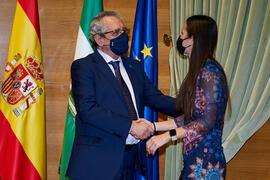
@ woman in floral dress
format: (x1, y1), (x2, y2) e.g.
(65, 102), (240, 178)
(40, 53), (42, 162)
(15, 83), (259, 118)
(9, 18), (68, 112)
(146, 15), (230, 180)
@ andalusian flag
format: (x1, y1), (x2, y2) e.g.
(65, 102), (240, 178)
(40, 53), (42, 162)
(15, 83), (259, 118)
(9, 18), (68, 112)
(58, 0), (103, 179)
(0, 0), (46, 179)
(130, 0), (159, 179)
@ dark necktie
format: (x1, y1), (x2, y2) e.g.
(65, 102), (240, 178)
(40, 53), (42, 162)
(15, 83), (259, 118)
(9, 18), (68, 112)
(109, 61), (138, 120)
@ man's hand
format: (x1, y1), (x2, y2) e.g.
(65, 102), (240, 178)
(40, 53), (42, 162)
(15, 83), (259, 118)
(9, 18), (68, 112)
(130, 119), (154, 140)
(136, 118), (154, 129)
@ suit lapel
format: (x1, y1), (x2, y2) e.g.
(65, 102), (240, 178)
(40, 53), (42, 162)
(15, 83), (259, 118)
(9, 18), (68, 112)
(93, 51), (126, 102)
(93, 52), (141, 114)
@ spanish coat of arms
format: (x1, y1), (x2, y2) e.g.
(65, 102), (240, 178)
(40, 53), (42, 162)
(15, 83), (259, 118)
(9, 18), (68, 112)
(1, 53), (43, 116)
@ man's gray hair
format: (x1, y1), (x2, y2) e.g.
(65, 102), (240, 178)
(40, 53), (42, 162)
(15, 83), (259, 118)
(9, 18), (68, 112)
(89, 11), (123, 45)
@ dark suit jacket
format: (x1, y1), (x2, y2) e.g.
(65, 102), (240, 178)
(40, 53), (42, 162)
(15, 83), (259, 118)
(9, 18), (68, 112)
(66, 51), (176, 180)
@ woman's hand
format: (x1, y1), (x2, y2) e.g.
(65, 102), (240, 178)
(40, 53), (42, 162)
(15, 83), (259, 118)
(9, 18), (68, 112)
(146, 132), (171, 155)
(136, 118), (154, 130)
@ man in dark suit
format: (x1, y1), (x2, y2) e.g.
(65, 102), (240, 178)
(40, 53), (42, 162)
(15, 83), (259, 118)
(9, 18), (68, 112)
(66, 11), (176, 180)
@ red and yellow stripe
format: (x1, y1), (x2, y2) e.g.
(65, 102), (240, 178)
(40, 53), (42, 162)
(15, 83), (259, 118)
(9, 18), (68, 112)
(0, 0), (46, 179)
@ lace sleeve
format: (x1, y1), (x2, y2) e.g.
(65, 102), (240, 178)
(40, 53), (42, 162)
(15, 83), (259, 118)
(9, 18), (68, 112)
(183, 64), (226, 142)
(174, 115), (185, 127)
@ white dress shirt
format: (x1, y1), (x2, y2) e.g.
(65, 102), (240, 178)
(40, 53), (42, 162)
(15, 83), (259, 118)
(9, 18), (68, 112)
(97, 49), (140, 144)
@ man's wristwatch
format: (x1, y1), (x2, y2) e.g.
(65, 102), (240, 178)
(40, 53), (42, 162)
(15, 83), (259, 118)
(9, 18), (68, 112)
(169, 129), (177, 141)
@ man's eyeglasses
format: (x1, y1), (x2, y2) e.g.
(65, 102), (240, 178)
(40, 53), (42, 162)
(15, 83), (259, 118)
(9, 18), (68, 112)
(101, 27), (128, 37)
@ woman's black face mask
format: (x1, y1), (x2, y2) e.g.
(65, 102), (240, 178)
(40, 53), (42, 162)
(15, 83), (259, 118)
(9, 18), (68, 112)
(176, 37), (191, 56)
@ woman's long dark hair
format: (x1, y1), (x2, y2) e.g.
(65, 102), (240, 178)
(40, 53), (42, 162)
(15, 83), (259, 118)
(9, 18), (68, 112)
(176, 15), (231, 120)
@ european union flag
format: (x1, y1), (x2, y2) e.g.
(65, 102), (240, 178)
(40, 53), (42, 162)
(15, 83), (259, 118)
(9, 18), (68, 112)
(130, 0), (159, 180)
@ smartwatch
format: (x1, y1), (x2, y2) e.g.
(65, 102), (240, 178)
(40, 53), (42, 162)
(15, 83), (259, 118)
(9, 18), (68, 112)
(169, 129), (177, 141)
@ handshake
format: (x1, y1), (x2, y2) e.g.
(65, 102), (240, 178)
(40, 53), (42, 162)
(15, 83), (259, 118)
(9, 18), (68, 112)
(130, 118), (154, 140)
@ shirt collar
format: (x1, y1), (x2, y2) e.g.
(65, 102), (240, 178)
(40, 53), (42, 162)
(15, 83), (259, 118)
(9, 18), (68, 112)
(97, 49), (121, 64)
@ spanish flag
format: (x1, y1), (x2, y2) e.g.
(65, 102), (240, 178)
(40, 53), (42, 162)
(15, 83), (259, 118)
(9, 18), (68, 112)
(0, 0), (46, 179)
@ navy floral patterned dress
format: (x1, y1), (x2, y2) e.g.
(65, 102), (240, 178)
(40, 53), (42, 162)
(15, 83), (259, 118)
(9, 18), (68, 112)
(175, 60), (228, 180)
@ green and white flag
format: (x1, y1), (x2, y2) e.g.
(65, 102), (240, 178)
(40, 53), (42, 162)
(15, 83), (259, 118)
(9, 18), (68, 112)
(59, 1), (103, 179)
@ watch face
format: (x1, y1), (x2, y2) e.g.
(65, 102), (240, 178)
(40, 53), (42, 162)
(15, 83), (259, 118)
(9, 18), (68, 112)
(170, 129), (176, 136)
